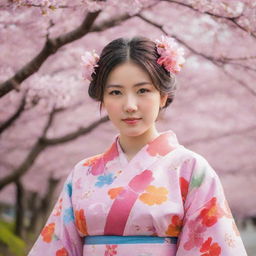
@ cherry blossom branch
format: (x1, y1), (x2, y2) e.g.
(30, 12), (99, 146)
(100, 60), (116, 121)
(221, 69), (256, 97)
(137, 14), (256, 96)
(222, 56), (256, 61)
(185, 125), (256, 146)
(0, 115), (109, 191)
(162, 0), (255, 38)
(0, 91), (27, 134)
(0, 10), (101, 98)
(0, 3), (80, 10)
(0, 10), (135, 99)
(90, 13), (130, 32)
(41, 115), (109, 145)
(162, 0), (242, 19)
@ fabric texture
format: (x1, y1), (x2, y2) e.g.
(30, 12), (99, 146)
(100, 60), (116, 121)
(28, 130), (247, 256)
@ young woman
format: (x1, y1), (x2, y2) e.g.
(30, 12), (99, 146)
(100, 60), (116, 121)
(28, 36), (247, 256)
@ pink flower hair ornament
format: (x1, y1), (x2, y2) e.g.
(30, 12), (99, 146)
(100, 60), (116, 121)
(154, 35), (185, 74)
(81, 35), (185, 81)
(81, 50), (99, 81)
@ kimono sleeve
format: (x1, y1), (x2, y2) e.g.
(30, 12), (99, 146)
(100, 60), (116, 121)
(28, 169), (83, 256)
(176, 155), (248, 256)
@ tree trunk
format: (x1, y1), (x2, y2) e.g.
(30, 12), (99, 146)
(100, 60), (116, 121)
(14, 180), (25, 237)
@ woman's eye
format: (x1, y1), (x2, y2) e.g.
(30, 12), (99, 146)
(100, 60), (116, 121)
(138, 88), (150, 94)
(109, 90), (121, 95)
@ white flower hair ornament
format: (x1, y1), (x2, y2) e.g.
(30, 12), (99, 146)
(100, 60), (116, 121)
(155, 35), (185, 75)
(81, 50), (100, 81)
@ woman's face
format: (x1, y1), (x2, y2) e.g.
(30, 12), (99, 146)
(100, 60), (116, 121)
(102, 61), (168, 139)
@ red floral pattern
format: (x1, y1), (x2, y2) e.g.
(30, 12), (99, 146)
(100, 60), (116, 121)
(104, 245), (118, 256)
(75, 209), (88, 235)
(41, 222), (55, 243)
(200, 237), (221, 256)
(146, 133), (177, 156)
(56, 247), (68, 256)
(180, 177), (189, 202)
(184, 219), (207, 250)
(166, 215), (183, 236)
(83, 154), (102, 167)
(83, 142), (119, 176)
(200, 197), (224, 227)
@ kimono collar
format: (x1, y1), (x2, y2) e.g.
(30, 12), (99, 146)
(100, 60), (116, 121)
(85, 130), (180, 176)
(115, 129), (180, 166)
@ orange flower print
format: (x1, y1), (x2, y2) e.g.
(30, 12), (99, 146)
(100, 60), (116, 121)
(200, 197), (224, 227)
(75, 209), (88, 235)
(165, 215), (183, 236)
(146, 133), (177, 156)
(104, 245), (118, 256)
(56, 247), (68, 256)
(139, 185), (168, 205)
(41, 222), (55, 243)
(200, 237), (221, 256)
(180, 177), (189, 202)
(108, 187), (124, 199)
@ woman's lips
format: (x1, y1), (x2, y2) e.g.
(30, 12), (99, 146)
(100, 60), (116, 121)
(122, 118), (141, 125)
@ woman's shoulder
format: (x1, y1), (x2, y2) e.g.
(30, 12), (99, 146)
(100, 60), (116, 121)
(75, 153), (104, 168)
(68, 153), (105, 178)
(174, 145), (219, 179)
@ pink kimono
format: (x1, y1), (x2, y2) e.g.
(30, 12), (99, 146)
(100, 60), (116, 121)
(28, 130), (247, 256)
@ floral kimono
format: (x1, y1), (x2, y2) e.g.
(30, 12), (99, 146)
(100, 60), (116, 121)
(28, 130), (247, 256)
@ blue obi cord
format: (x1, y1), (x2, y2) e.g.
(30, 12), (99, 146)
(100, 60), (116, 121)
(84, 235), (178, 245)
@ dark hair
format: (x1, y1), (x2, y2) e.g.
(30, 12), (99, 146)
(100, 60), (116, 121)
(88, 36), (177, 110)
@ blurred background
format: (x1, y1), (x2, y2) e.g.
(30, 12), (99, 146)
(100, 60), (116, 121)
(0, 0), (255, 255)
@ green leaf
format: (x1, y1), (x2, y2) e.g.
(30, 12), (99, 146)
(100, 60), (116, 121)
(191, 170), (205, 189)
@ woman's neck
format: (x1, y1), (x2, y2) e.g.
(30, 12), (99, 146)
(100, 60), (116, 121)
(118, 126), (160, 160)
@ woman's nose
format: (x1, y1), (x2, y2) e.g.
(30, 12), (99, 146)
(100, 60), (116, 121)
(123, 95), (138, 113)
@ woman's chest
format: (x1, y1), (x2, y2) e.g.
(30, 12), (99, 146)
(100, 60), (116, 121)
(72, 163), (185, 236)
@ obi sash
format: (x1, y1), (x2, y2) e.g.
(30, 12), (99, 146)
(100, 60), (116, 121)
(84, 235), (178, 245)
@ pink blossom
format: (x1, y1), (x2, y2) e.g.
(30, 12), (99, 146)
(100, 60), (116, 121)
(155, 35), (185, 74)
(183, 219), (207, 250)
(81, 50), (99, 81)
(104, 245), (118, 256)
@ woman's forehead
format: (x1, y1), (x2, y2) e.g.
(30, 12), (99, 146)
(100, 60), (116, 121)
(106, 62), (152, 85)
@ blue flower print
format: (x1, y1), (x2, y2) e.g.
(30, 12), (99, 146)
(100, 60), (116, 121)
(65, 181), (72, 197)
(63, 207), (74, 224)
(95, 173), (115, 188)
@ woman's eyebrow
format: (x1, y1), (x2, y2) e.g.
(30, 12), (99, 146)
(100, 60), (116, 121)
(106, 82), (152, 89)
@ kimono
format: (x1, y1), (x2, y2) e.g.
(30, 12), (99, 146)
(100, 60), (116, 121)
(28, 130), (247, 256)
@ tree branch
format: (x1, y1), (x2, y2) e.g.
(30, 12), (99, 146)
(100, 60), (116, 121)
(137, 14), (256, 97)
(90, 13), (131, 32)
(221, 69), (256, 97)
(162, 0), (255, 38)
(185, 125), (256, 146)
(41, 115), (109, 145)
(0, 115), (109, 191)
(0, 91), (27, 134)
(0, 11), (101, 98)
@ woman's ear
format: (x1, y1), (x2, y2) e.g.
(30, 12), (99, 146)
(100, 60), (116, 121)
(160, 93), (168, 108)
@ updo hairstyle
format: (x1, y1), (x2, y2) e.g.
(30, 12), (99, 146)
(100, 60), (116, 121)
(88, 36), (177, 110)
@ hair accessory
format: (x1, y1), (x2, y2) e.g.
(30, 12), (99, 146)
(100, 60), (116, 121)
(81, 50), (100, 81)
(155, 35), (185, 74)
